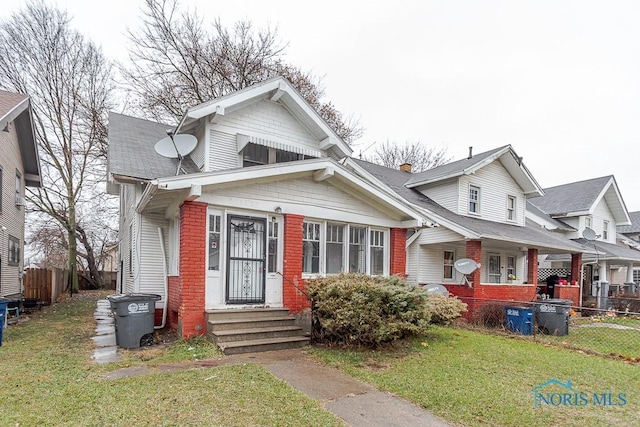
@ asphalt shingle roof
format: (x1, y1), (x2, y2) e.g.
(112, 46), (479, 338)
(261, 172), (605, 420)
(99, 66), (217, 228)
(528, 176), (612, 216)
(405, 145), (508, 186)
(352, 158), (587, 253)
(0, 90), (27, 119)
(546, 238), (640, 262)
(617, 211), (640, 234)
(108, 112), (199, 180)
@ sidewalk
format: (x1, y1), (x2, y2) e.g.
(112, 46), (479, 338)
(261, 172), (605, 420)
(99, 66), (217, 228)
(94, 300), (452, 426)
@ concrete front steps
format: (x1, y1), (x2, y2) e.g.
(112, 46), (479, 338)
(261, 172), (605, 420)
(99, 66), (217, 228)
(207, 308), (309, 355)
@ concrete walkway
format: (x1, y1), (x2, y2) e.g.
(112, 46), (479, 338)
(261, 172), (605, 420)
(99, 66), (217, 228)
(93, 300), (451, 426)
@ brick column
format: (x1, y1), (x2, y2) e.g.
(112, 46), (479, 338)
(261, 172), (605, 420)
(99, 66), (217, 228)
(571, 253), (582, 284)
(389, 228), (407, 277)
(283, 214), (308, 313)
(527, 248), (539, 285)
(176, 200), (207, 338)
(466, 240), (482, 291)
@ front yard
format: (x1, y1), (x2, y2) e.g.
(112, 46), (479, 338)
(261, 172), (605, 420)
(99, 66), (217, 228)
(311, 327), (639, 427)
(1, 292), (638, 426)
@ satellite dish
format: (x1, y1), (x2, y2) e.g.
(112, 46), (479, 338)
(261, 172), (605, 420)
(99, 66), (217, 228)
(154, 133), (197, 159)
(422, 284), (449, 297)
(582, 227), (597, 241)
(454, 258), (480, 288)
(454, 258), (480, 275)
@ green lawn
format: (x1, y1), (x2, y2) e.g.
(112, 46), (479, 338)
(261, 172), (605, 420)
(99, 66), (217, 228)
(310, 327), (640, 427)
(0, 292), (343, 426)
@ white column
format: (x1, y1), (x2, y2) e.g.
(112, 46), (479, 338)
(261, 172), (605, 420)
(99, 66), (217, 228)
(598, 260), (608, 283)
(626, 262), (635, 283)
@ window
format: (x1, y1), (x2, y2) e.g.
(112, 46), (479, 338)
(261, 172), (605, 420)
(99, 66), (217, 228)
(268, 220), (279, 273)
(585, 216), (592, 229)
(370, 230), (385, 275)
(208, 215), (222, 270)
(326, 224), (344, 274)
(15, 171), (21, 202)
(349, 226), (367, 273)
(506, 256), (516, 280)
(488, 253), (501, 283)
(634, 268), (640, 285)
(507, 196), (516, 221)
(128, 223), (133, 275)
(302, 221), (387, 276)
(243, 143), (316, 168)
(443, 250), (455, 279)
(0, 167), (3, 212)
(8, 235), (20, 266)
(302, 222), (321, 274)
(469, 185), (480, 214)
(603, 220), (609, 240)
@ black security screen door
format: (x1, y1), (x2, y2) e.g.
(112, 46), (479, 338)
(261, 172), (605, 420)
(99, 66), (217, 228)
(226, 216), (266, 304)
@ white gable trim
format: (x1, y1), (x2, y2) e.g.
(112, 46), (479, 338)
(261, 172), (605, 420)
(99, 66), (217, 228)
(185, 77), (352, 158)
(138, 158), (433, 227)
(590, 176), (631, 225)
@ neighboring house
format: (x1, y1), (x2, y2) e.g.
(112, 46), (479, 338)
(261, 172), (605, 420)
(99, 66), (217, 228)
(107, 77), (437, 343)
(0, 90), (41, 298)
(345, 146), (589, 310)
(528, 176), (640, 307)
(617, 211), (640, 286)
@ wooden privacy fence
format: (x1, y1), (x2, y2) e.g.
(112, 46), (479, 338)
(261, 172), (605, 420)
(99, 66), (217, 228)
(23, 268), (65, 306)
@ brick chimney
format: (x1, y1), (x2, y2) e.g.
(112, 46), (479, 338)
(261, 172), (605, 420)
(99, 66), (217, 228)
(399, 163), (412, 173)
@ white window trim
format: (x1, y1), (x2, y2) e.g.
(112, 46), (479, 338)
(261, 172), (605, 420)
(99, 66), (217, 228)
(469, 185), (481, 215)
(301, 220), (389, 278)
(506, 195), (516, 222)
(443, 249), (456, 281)
(603, 220), (609, 240)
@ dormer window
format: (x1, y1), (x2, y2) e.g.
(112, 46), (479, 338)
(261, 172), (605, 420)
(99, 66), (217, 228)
(469, 185), (480, 214)
(242, 142), (316, 168)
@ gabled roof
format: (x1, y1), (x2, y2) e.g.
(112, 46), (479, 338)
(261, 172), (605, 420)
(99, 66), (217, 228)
(546, 238), (640, 263)
(0, 90), (41, 187)
(107, 112), (199, 184)
(526, 201), (576, 232)
(138, 157), (435, 228)
(528, 175), (631, 225)
(405, 145), (544, 196)
(618, 211), (640, 234)
(185, 76), (352, 158)
(346, 158), (589, 253)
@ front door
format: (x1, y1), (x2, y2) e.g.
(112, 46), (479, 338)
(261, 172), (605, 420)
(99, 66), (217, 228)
(226, 215), (266, 304)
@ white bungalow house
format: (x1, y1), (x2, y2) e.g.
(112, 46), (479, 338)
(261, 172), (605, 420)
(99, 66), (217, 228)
(107, 77), (437, 350)
(0, 91), (41, 299)
(528, 176), (640, 307)
(344, 146), (591, 312)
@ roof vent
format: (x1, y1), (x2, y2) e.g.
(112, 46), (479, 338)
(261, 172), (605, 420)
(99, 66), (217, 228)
(399, 163), (412, 173)
(468, 146), (473, 159)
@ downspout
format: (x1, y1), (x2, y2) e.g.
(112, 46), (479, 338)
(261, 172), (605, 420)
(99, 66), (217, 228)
(156, 227), (168, 329)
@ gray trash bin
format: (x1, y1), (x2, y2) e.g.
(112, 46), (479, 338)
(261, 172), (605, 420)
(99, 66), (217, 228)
(107, 293), (161, 348)
(536, 299), (572, 336)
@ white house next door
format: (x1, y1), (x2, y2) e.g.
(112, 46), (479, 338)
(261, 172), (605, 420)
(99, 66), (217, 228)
(226, 215), (266, 304)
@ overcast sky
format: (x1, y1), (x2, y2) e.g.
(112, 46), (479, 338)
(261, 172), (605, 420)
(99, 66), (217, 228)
(3, 1), (640, 211)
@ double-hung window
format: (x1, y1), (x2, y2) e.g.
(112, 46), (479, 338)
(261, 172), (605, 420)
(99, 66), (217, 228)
(302, 221), (388, 276)
(443, 250), (455, 279)
(326, 224), (344, 274)
(8, 235), (20, 265)
(302, 222), (321, 274)
(603, 220), (609, 240)
(469, 185), (480, 214)
(370, 230), (385, 275)
(507, 195), (516, 221)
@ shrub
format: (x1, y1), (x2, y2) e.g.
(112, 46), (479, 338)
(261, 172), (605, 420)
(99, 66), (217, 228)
(427, 294), (467, 325)
(307, 274), (431, 348)
(476, 303), (506, 328)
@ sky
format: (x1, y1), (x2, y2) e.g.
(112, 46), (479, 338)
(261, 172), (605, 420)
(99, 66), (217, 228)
(3, 0), (640, 210)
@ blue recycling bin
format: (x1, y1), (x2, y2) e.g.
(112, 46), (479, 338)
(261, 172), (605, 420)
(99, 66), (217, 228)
(0, 299), (8, 346)
(504, 306), (534, 335)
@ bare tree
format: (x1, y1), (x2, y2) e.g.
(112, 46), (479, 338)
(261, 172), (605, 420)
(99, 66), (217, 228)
(0, 1), (115, 292)
(122, 0), (362, 143)
(366, 141), (451, 173)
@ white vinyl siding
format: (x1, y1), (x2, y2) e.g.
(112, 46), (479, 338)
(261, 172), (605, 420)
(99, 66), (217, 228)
(415, 178), (459, 212)
(208, 131), (238, 171)
(593, 199), (617, 243)
(201, 176), (396, 225)
(138, 213), (169, 299)
(458, 162), (526, 225)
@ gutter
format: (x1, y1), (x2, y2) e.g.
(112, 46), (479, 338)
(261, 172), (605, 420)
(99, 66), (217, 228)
(136, 181), (159, 213)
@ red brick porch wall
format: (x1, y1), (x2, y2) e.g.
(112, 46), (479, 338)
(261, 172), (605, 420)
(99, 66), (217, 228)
(283, 214), (308, 313)
(390, 228), (406, 277)
(174, 201), (207, 338)
(554, 285), (580, 307)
